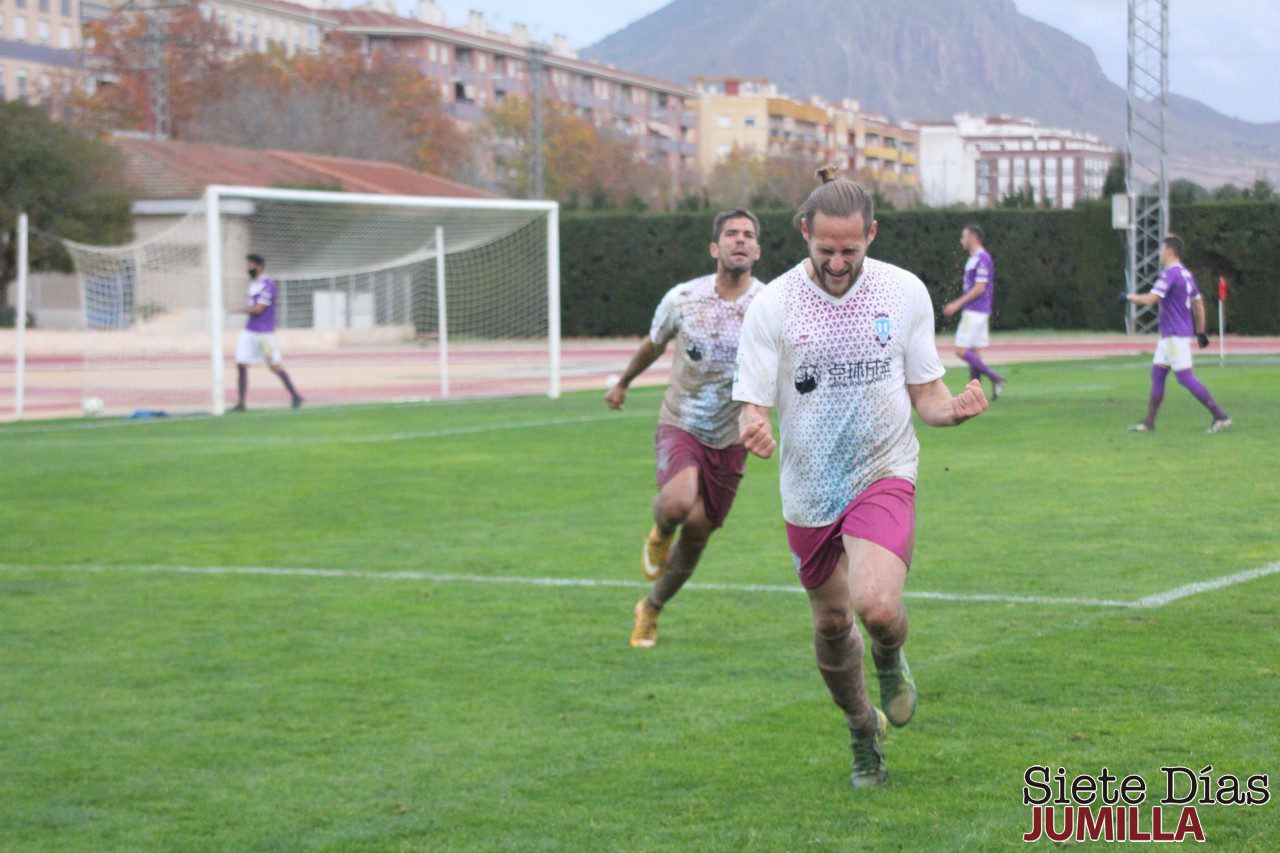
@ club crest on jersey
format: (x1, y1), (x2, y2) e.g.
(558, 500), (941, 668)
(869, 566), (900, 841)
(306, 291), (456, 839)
(873, 313), (892, 348)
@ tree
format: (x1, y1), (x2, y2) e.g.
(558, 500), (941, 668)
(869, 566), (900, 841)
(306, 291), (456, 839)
(0, 101), (133, 315)
(72, 6), (233, 137)
(1248, 176), (1274, 202)
(182, 39), (469, 177)
(1101, 152), (1126, 197)
(1169, 178), (1209, 205)
(483, 96), (664, 209)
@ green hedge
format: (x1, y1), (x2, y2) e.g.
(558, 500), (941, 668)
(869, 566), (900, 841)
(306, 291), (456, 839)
(560, 203), (1278, 336)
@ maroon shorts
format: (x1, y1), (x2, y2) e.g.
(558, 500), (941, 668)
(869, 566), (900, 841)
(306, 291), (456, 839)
(785, 478), (916, 590)
(654, 425), (747, 529)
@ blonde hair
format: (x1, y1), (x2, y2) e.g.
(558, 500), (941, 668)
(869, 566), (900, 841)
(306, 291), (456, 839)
(793, 165), (874, 235)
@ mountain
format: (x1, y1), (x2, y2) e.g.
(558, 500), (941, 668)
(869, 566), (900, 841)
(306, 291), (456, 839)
(585, 0), (1280, 186)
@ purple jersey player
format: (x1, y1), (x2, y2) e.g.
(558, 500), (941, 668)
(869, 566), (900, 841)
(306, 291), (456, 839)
(1127, 235), (1230, 433)
(944, 225), (1006, 399)
(229, 253), (303, 411)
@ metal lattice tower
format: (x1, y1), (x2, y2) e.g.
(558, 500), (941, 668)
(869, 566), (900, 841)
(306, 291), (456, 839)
(145, 5), (170, 140)
(1125, 0), (1168, 333)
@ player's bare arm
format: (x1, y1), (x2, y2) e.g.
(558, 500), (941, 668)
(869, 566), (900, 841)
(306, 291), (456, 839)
(738, 402), (777, 458)
(228, 304), (267, 316)
(944, 280), (986, 316)
(908, 378), (988, 426)
(605, 338), (666, 409)
(1127, 291), (1160, 307)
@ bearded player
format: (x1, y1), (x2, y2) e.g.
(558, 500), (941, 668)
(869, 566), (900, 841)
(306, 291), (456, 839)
(733, 169), (987, 787)
(1126, 234), (1231, 433)
(228, 254), (303, 411)
(605, 210), (764, 648)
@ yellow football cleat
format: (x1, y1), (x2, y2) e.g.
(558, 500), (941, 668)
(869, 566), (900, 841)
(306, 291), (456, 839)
(642, 525), (675, 580)
(630, 597), (660, 648)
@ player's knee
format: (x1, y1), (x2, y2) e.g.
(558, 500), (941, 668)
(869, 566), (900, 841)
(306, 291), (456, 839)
(813, 608), (854, 641)
(657, 491), (695, 522)
(857, 594), (902, 634)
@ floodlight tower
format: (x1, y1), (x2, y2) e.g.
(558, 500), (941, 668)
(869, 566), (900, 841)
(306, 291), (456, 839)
(1125, 0), (1169, 333)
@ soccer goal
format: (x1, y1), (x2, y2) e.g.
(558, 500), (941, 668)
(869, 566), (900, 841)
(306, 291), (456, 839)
(55, 186), (560, 416)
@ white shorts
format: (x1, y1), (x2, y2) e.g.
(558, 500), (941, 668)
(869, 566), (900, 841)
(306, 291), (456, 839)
(1153, 336), (1194, 372)
(236, 330), (282, 366)
(954, 310), (990, 349)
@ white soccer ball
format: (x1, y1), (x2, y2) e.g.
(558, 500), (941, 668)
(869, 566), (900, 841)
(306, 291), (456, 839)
(605, 374), (621, 390)
(83, 396), (105, 417)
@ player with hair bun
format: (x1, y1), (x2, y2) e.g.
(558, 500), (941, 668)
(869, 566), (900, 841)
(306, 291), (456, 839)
(733, 166), (988, 787)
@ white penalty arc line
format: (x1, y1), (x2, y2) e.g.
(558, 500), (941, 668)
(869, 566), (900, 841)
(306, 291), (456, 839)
(7, 562), (1277, 609)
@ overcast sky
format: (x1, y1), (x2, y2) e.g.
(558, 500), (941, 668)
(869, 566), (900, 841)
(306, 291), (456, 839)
(406, 0), (1280, 124)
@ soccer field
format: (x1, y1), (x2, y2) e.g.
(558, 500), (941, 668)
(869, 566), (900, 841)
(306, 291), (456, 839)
(1, 357), (1277, 848)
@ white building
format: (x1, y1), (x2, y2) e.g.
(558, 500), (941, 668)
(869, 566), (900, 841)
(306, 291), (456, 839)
(917, 114), (1114, 208)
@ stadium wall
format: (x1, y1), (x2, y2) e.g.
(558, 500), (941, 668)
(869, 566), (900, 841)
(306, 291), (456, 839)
(559, 203), (1276, 336)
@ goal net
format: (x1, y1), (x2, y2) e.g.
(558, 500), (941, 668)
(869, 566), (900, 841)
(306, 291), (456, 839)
(59, 186), (560, 416)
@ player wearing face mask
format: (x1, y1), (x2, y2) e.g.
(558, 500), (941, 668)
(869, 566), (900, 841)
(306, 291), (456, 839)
(228, 253), (303, 411)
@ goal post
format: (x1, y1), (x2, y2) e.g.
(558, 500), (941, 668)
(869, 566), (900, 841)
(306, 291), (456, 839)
(57, 186), (560, 417)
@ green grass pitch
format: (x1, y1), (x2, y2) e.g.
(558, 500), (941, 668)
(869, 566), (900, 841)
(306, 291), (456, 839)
(1, 357), (1277, 848)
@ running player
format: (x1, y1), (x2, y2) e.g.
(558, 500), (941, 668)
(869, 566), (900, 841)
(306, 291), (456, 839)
(943, 224), (1005, 398)
(1127, 234), (1231, 433)
(229, 254), (303, 411)
(733, 169), (987, 787)
(605, 210), (764, 648)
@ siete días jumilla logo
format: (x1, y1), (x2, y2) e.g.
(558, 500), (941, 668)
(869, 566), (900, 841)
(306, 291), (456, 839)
(1021, 765), (1270, 843)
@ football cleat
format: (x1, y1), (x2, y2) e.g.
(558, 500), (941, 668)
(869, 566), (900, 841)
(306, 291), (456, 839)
(850, 708), (889, 788)
(642, 525), (675, 580)
(876, 649), (918, 728)
(1207, 418), (1233, 434)
(630, 597), (659, 648)
(991, 378), (1006, 400)
(1126, 422), (1152, 432)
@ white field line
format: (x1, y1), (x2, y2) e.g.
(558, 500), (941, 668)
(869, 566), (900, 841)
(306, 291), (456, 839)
(7, 561), (1275, 609)
(1130, 562), (1280, 609)
(4, 411), (652, 449)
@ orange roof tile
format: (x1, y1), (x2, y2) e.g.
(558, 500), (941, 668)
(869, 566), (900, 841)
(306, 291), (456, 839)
(111, 136), (497, 200)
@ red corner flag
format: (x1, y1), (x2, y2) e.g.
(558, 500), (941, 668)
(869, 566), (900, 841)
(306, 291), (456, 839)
(1219, 277), (1229, 302)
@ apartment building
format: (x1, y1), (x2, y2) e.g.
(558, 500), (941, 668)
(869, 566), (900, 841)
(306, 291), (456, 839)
(326, 3), (696, 175)
(694, 77), (845, 176)
(853, 111), (919, 189)
(0, 0), (80, 103)
(695, 77), (918, 191)
(917, 113), (1114, 208)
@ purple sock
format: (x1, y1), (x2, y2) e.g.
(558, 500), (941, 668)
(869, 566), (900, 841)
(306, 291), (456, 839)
(960, 350), (1003, 383)
(1175, 369), (1227, 421)
(1144, 365), (1169, 426)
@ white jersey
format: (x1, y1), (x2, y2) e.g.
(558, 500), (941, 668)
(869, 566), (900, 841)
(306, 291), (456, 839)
(650, 274), (764, 448)
(732, 259), (945, 526)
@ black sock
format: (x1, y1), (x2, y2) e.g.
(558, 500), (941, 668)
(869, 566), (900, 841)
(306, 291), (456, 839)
(237, 365), (247, 404)
(277, 370), (300, 400)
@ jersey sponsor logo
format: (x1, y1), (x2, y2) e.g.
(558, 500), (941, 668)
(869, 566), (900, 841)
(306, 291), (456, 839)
(794, 361), (820, 394)
(873, 313), (892, 348)
(793, 358), (892, 394)
(685, 341), (704, 362)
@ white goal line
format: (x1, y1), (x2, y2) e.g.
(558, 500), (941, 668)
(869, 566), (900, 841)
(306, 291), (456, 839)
(4, 561), (1277, 610)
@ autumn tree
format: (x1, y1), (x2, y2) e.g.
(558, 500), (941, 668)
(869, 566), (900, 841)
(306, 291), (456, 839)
(483, 96), (666, 208)
(183, 38), (469, 177)
(72, 6), (233, 137)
